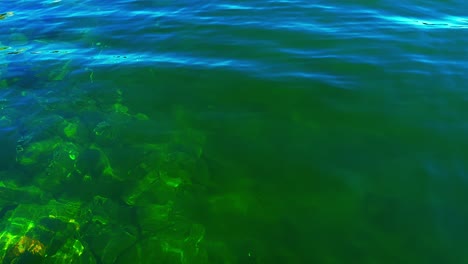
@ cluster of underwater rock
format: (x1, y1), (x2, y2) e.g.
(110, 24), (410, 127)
(0, 56), (209, 263)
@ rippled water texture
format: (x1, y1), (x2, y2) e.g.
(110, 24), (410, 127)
(1, 0), (468, 263)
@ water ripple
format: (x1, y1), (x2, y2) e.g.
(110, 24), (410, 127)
(0, 0), (466, 86)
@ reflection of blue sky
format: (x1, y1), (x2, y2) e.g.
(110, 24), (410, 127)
(1, 48), (256, 69)
(380, 15), (468, 28)
(89, 52), (255, 69)
(352, 6), (467, 29)
(216, 4), (261, 10)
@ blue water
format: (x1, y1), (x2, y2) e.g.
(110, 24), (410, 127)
(1, 0), (468, 263)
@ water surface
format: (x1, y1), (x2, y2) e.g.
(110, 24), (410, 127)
(0, 0), (467, 263)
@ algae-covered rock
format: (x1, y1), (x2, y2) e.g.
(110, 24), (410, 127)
(76, 144), (118, 181)
(81, 196), (138, 264)
(115, 237), (165, 264)
(116, 223), (207, 264)
(93, 121), (115, 142)
(0, 200), (85, 263)
(0, 184), (46, 205)
(50, 141), (80, 169)
(121, 169), (160, 206)
(46, 238), (97, 264)
(71, 194), (139, 264)
(87, 195), (135, 227)
(136, 202), (173, 235)
(62, 119), (80, 139)
(88, 227), (136, 264)
(17, 136), (62, 166)
(34, 141), (81, 196)
(2, 236), (46, 263)
(161, 223), (207, 264)
(75, 148), (104, 179)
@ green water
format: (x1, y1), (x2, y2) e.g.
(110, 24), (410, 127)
(1, 0), (468, 263)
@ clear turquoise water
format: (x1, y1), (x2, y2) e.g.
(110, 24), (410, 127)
(1, 1), (468, 263)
